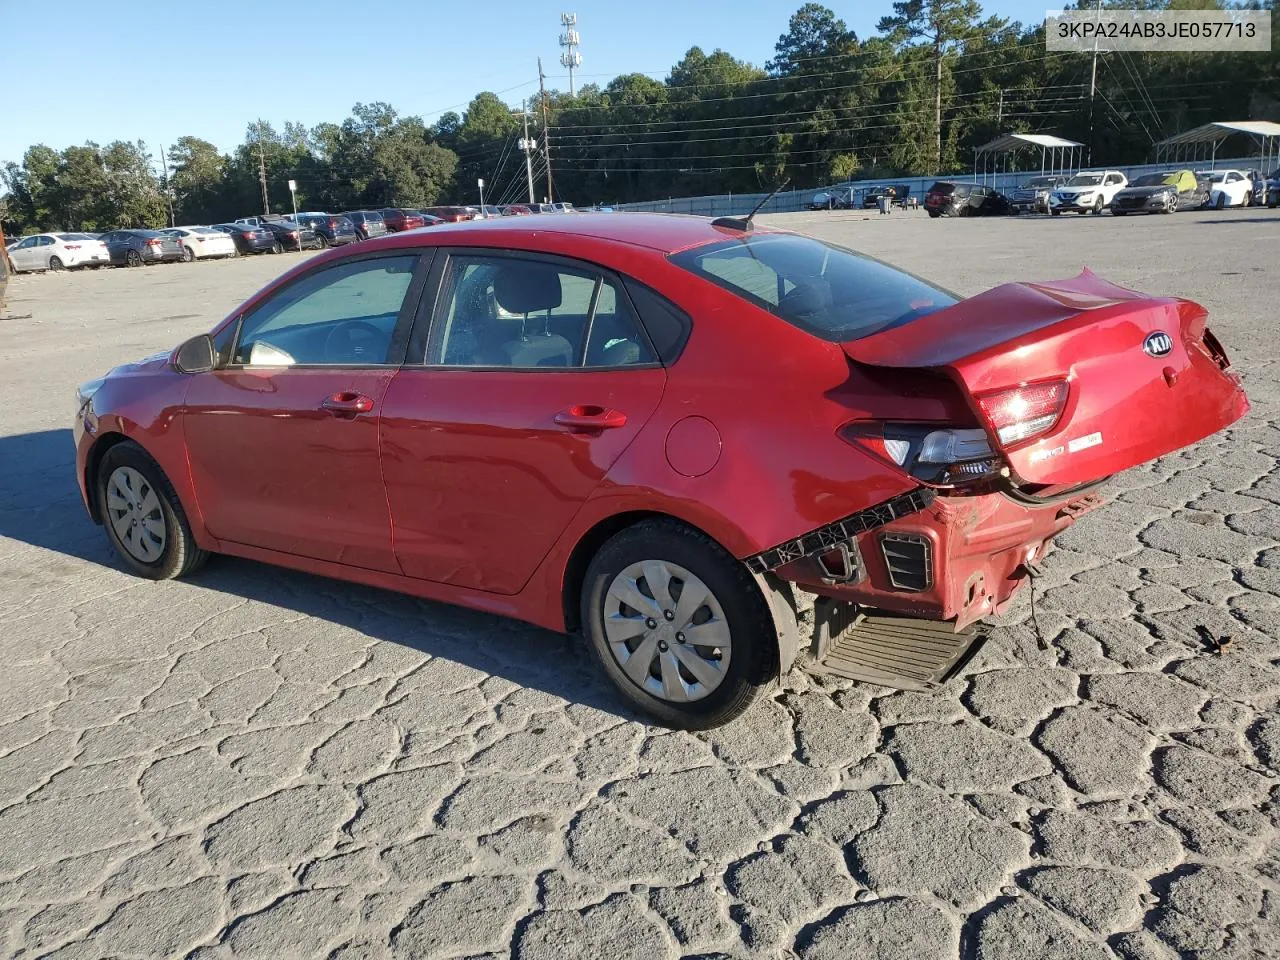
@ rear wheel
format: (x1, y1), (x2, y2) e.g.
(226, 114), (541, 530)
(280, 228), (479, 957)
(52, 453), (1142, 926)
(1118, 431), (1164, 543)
(183, 246), (195, 262)
(271, 241), (283, 255)
(97, 442), (208, 580)
(581, 520), (776, 729)
(48, 255), (64, 271)
(126, 249), (142, 267)
(1051, 209), (1061, 216)
(927, 209), (941, 219)
(317, 234), (330, 249)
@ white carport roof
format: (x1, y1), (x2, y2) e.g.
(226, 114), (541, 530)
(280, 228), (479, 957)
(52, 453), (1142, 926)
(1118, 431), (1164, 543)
(1156, 121), (1280, 147)
(975, 132), (1084, 153)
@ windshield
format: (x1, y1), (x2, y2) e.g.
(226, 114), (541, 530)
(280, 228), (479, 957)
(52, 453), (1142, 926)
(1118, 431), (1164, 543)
(1025, 177), (1057, 189)
(1067, 173), (1104, 186)
(1131, 173), (1170, 187)
(670, 233), (957, 343)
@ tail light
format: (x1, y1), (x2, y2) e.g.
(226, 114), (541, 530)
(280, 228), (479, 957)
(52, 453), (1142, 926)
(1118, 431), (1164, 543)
(976, 380), (1069, 446)
(842, 423), (1003, 487)
(329, 219), (338, 230)
(289, 231), (298, 238)
(146, 239), (162, 247)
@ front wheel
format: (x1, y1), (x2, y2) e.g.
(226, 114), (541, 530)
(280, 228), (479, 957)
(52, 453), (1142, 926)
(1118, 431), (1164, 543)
(581, 520), (777, 729)
(1167, 195), (1178, 214)
(97, 442), (208, 580)
(1216, 193), (1227, 210)
(1092, 197), (1104, 215)
(1051, 209), (1061, 216)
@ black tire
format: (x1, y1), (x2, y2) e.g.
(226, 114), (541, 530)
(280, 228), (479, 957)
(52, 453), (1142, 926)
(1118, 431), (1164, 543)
(1051, 209), (1061, 216)
(126, 249), (142, 267)
(48, 255), (64, 271)
(1092, 197), (1104, 215)
(927, 209), (941, 218)
(96, 441), (209, 580)
(1216, 193), (1226, 210)
(271, 241), (283, 255)
(1112, 209), (1126, 216)
(183, 246), (195, 263)
(580, 519), (776, 729)
(317, 234), (330, 249)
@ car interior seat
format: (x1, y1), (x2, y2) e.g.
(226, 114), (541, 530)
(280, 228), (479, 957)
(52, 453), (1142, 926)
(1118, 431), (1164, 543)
(491, 263), (574, 367)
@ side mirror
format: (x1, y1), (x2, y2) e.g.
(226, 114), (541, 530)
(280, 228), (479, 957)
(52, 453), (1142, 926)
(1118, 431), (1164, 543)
(174, 334), (216, 374)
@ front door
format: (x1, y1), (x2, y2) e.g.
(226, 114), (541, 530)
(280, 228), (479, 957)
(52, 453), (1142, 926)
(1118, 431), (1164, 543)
(9, 236), (39, 271)
(183, 252), (428, 572)
(380, 252), (666, 595)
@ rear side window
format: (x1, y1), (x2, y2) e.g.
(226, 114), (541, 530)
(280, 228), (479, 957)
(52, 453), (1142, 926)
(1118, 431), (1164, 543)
(622, 279), (692, 364)
(669, 234), (957, 343)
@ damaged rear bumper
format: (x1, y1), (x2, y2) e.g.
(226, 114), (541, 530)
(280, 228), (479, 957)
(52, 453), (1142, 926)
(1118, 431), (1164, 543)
(764, 485), (1105, 632)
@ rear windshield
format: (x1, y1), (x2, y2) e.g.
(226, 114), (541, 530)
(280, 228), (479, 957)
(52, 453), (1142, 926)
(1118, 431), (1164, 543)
(926, 182), (957, 195)
(670, 233), (957, 342)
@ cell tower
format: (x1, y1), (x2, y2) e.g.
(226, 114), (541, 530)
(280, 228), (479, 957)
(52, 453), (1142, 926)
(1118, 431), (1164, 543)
(559, 13), (582, 97)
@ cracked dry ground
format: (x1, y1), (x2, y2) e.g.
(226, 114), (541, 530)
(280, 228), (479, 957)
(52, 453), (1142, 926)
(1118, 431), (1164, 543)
(1, 211), (1278, 960)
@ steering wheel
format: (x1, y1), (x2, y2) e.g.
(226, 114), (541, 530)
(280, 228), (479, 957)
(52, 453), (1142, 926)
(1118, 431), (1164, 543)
(324, 320), (385, 364)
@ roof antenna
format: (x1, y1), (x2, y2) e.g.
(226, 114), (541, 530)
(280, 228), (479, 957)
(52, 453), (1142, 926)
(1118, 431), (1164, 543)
(712, 178), (791, 232)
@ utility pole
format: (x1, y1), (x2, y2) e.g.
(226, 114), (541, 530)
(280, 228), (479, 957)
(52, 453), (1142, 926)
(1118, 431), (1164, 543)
(1087, 0), (1101, 166)
(997, 89), (1004, 126)
(538, 58), (554, 203)
(158, 142), (175, 227)
(559, 13), (582, 97)
(257, 140), (269, 215)
(519, 99), (536, 204)
(933, 29), (942, 174)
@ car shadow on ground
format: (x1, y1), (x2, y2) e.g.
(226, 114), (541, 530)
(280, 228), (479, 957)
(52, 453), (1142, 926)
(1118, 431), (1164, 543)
(0, 428), (638, 722)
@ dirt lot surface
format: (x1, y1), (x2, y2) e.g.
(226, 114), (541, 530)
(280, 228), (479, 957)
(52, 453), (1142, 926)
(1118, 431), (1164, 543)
(1, 209), (1278, 959)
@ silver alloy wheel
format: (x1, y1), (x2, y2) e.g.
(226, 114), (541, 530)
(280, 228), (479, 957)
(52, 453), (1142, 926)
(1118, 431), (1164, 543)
(603, 559), (731, 702)
(105, 466), (166, 563)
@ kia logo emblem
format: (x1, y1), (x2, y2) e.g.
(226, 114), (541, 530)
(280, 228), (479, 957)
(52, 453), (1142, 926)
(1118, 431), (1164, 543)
(1143, 331), (1173, 358)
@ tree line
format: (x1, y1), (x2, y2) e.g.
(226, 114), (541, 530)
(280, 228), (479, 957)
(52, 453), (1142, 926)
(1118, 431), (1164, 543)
(2, 0), (1276, 234)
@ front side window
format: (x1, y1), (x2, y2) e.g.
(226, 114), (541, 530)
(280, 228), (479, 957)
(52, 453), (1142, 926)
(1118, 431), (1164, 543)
(670, 233), (957, 343)
(428, 256), (656, 369)
(234, 255), (419, 366)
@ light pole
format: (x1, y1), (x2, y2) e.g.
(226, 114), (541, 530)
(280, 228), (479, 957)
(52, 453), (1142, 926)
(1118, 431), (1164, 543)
(478, 178), (486, 216)
(288, 179), (298, 224)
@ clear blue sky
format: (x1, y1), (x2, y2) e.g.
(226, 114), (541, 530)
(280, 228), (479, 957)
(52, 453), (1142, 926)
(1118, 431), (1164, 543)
(2, 0), (1049, 166)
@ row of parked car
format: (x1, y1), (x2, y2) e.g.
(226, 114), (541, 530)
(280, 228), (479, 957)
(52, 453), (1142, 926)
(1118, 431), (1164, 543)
(811, 167), (1279, 219)
(3, 202), (583, 273)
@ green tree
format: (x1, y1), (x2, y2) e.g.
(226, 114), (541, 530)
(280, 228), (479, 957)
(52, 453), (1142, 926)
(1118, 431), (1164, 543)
(100, 141), (166, 228)
(168, 137), (227, 225)
(878, 0), (982, 172)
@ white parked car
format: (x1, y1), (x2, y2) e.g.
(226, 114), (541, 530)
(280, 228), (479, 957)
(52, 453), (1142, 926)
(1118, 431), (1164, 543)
(159, 226), (238, 261)
(1049, 170), (1128, 215)
(5, 232), (111, 271)
(1198, 169), (1253, 209)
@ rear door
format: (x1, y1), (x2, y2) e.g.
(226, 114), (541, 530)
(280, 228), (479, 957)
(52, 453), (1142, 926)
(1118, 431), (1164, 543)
(379, 250), (666, 594)
(842, 271), (1249, 486)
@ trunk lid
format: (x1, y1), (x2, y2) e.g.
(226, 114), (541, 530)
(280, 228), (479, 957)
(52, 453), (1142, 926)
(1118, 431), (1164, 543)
(841, 269), (1249, 485)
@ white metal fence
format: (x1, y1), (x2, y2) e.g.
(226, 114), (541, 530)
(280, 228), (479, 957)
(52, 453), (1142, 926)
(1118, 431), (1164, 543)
(612, 156), (1265, 217)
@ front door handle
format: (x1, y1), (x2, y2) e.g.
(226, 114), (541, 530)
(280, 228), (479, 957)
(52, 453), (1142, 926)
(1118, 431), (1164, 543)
(553, 405), (627, 431)
(321, 392), (374, 415)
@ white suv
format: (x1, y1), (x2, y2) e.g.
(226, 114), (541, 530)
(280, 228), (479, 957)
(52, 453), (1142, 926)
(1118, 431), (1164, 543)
(1050, 170), (1128, 215)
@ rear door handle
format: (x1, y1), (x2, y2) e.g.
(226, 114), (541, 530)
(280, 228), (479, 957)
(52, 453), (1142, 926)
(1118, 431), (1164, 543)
(321, 392), (374, 415)
(553, 405), (627, 430)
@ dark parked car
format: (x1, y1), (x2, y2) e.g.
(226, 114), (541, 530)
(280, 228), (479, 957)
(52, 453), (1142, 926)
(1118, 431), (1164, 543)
(101, 229), (185, 266)
(1110, 170), (1207, 215)
(861, 184), (911, 209)
(379, 208), (427, 232)
(344, 211), (388, 240)
(923, 181), (1011, 217)
(1009, 176), (1067, 215)
(257, 219), (317, 251)
(1265, 169), (1280, 208)
(501, 204), (534, 216)
(294, 213), (359, 247)
(0, 241), (8, 312)
(421, 206), (476, 223)
(213, 223), (277, 255)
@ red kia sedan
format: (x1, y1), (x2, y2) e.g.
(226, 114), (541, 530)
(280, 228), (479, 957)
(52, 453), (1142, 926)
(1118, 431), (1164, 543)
(72, 214), (1248, 728)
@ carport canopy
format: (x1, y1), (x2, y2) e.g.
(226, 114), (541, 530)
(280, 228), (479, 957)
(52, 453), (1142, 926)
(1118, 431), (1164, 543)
(973, 132), (1084, 182)
(1154, 120), (1280, 172)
